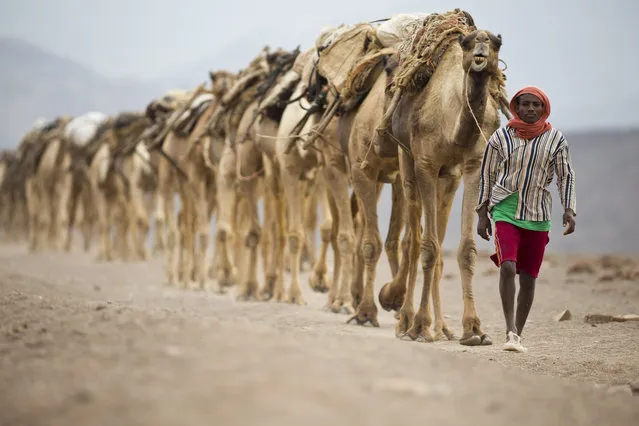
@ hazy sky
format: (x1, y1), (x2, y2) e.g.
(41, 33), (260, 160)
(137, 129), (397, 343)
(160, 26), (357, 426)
(2, 0), (638, 130)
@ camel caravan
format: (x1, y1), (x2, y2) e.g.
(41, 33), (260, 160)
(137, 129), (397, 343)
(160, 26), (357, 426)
(0, 9), (512, 346)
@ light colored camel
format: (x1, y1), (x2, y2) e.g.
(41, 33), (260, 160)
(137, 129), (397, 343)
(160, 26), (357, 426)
(391, 28), (505, 346)
(337, 56), (412, 326)
(274, 48), (357, 311)
(23, 118), (74, 252)
(160, 90), (226, 290)
(87, 114), (153, 262)
(0, 152), (28, 242)
(63, 112), (109, 252)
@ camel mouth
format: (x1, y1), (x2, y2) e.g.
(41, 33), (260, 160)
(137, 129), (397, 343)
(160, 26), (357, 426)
(471, 55), (488, 71)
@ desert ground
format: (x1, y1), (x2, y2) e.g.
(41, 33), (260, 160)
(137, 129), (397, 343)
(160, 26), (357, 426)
(1, 241), (638, 426)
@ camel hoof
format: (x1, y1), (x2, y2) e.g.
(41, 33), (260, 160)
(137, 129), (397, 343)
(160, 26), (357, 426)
(346, 303), (379, 327)
(480, 334), (493, 346)
(406, 321), (434, 343)
(378, 281), (405, 312)
(330, 300), (355, 315)
(434, 326), (456, 341)
(286, 290), (305, 305)
(459, 335), (482, 346)
(308, 273), (330, 294)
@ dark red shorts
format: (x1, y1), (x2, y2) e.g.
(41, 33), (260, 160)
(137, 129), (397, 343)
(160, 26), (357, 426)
(489, 221), (550, 278)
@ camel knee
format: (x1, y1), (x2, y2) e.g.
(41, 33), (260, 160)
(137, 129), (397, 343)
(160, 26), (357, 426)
(337, 232), (354, 254)
(245, 227), (261, 249)
(420, 238), (440, 271)
(456, 239), (477, 273)
(384, 237), (399, 256)
(361, 236), (381, 263)
(216, 222), (232, 242)
(287, 232), (302, 253)
(319, 223), (332, 243)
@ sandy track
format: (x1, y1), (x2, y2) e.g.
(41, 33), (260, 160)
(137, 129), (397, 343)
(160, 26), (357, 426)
(0, 243), (637, 426)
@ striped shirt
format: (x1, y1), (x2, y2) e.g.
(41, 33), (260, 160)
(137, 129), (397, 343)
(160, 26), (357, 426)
(476, 126), (576, 221)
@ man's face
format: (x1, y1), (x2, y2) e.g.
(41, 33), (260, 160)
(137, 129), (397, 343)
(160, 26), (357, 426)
(516, 94), (544, 124)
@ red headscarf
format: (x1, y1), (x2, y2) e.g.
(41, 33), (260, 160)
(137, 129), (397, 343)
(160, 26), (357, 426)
(507, 86), (552, 139)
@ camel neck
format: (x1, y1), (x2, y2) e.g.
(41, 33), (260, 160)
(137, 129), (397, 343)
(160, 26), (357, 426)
(454, 71), (490, 147)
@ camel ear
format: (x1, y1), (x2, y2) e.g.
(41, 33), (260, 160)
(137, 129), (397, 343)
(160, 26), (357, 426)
(209, 71), (216, 83)
(491, 33), (503, 50)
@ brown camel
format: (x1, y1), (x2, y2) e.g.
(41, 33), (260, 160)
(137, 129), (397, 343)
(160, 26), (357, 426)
(391, 27), (505, 345)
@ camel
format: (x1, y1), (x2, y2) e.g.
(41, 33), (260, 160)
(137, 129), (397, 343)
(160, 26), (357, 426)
(143, 89), (200, 257)
(219, 47), (317, 302)
(390, 23), (506, 345)
(85, 112), (153, 262)
(0, 151), (29, 242)
(157, 72), (233, 290)
(22, 117), (74, 252)
(335, 55), (410, 326)
(63, 112), (110, 252)
(274, 45), (359, 310)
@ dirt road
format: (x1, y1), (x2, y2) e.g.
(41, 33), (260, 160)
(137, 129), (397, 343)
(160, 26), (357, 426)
(1, 243), (637, 426)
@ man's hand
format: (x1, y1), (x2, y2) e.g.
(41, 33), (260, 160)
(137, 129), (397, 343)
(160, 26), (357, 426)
(563, 208), (576, 235)
(477, 205), (492, 241)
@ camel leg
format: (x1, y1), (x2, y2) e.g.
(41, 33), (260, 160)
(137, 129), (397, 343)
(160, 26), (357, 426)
(56, 163), (73, 252)
(25, 178), (40, 252)
(281, 166), (306, 305)
(95, 189), (113, 262)
(347, 169), (382, 327)
(405, 160), (440, 342)
(395, 151), (422, 337)
(378, 177), (411, 312)
(177, 182), (195, 289)
(80, 186), (95, 252)
(194, 177), (211, 291)
(385, 180), (405, 276)
(116, 195), (132, 262)
(236, 178), (261, 301)
(430, 172), (462, 341)
(301, 183), (318, 271)
(152, 189), (166, 255)
(214, 145), (239, 292)
(164, 181), (180, 286)
(65, 176), (81, 252)
(259, 159), (285, 301)
(324, 164), (356, 315)
(40, 181), (55, 251)
(350, 194), (365, 309)
(130, 178), (150, 262)
(308, 179), (332, 294)
(206, 172), (219, 280)
(457, 161), (490, 346)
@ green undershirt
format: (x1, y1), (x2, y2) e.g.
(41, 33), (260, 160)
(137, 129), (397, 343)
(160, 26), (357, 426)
(491, 192), (551, 232)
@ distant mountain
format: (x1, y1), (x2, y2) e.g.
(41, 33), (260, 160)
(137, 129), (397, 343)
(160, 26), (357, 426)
(0, 38), (170, 147)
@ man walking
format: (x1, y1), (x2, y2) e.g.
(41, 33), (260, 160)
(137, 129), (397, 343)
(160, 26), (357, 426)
(476, 86), (576, 353)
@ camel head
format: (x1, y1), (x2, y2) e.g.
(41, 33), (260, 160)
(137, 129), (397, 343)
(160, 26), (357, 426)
(209, 70), (235, 98)
(459, 30), (502, 75)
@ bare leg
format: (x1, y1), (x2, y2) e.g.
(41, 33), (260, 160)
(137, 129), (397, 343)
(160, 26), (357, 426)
(499, 261), (517, 336)
(516, 272), (536, 336)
